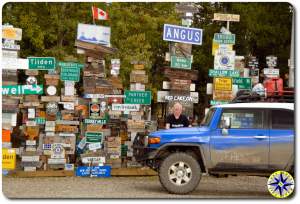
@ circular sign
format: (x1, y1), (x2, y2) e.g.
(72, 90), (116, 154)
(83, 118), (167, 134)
(90, 104), (100, 113)
(46, 102), (59, 115)
(267, 171), (294, 198)
(46, 86), (57, 96)
(26, 76), (37, 85)
(220, 56), (230, 66)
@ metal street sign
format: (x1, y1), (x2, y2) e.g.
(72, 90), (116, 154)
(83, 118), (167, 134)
(214, 33), (235, 44)
(210, 100), (229, 106)
(163, 24), (203, 45)
(58, 61), (84, 69)
(84, 118), (107, 124)
(214, 50), (235, 70)
(59, 62), (83, 82)
(124, 90), (151, 105)
(2, 85), (44, 95)
(2, 57), (28, 70)
(209, 69), (240, 77)
(233, 77), (252, 90)
(214, 77), (232, 91)
(170, 56), (192, 69)
(28, 57), (56, 70)
(213, 13), (240, 22)
(85, 132), (103, 143)
(112, 104), (140, 112)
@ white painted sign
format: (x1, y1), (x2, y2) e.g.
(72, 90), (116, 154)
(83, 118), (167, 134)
(48, 158), (66, 164)
(28, 108), (35, 119)
(88, 142), (102, 151)
(64, 81), (75, 96)
(214, 49), (235, 70)
(83, 94), (105, 99)
(26, 140), (36, 146)
(264, 68), (280, 78)
(2, 39), (20, 50)
(58, 133), (76, 137)
(2, 57), (29, 70)
(51, 143), (65, 159)
(78, 137), (86, 149)
(45, 121), (56, 132)
(46, 132), (55, 137)
(162, 81), (195, 91)
(21, 156), (39, 162)
(213, 13), (240, 22)
(77, 23), (111, 46)
(26, 121), (37, 126)
(2, 26), (22, 40)
(2, 50), (18, 58)
(112, 104), (140, 112)
(82, 157), (106, 164)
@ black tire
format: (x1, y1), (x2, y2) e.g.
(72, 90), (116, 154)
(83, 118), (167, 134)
(158, 152), (201, 194)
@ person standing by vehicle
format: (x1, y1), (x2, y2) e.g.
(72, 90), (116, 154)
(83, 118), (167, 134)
(165, 102), (191, 129)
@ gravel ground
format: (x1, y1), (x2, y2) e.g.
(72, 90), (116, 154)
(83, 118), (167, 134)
(2, 175), (272, 199)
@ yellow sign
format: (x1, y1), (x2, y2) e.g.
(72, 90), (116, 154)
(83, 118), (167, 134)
(212, 41), (233, 56)
(214, 77), (232, 91)
(2, 27), (22, 41)
(2, 148), (16, 170)
(213, 90), (232, 101)
(213, 13), (240, 22)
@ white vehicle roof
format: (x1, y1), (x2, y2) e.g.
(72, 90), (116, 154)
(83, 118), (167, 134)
(215, 103), (294, 111)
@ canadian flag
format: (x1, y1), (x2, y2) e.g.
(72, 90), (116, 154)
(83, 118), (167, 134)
(92, 6), (109, 20)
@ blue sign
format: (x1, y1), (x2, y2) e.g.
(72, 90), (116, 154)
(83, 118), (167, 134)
(76, 166), (111, 177)
(163, 24), (203, 45)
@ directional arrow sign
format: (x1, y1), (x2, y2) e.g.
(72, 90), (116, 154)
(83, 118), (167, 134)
(2, 85), (44, 95)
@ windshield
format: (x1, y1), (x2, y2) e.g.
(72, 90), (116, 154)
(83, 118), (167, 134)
(201, 108), (215, 126)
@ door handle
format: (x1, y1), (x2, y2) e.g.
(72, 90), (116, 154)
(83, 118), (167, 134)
(253, 135), (268, 139)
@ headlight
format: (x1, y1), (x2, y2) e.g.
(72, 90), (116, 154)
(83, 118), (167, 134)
(148, 137), (160, 144)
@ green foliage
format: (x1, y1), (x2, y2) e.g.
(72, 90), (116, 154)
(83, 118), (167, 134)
(2, 2), (292, 117)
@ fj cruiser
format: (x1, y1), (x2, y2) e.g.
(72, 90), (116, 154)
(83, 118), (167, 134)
(133, 103), (294, 194)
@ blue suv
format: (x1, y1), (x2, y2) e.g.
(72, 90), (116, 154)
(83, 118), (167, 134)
(133, 103), (294, 194)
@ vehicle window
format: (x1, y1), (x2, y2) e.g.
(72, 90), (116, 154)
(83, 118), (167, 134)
(271, 109), (294, 129)
(218, 109), (263, 129)
(201, 108), (215, 126)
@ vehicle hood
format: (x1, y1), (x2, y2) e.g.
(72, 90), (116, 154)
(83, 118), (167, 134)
(149, 126), (210, 145)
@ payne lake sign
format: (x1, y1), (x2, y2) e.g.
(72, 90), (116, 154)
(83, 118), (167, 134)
(163, 24), (203, 45)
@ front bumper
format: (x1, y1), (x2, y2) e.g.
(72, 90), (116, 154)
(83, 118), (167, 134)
(132, 132), (158, 161)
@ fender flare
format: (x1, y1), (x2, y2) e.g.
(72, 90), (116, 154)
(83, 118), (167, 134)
(150, 143), (209, 172)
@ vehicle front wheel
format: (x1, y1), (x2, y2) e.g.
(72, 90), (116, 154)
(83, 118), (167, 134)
(158, 152), (201, 194)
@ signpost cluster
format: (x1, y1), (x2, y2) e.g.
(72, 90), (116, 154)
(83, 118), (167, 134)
(208, 13), (253, 106)
(159, 6), (201, 119)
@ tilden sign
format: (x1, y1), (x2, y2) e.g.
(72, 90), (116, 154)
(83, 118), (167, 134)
(163, 24), (203, 45)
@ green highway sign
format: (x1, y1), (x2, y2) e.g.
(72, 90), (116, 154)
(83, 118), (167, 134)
(124, 90), (151, 105)
(213, 33), (235, 44)
(35, 117), (46, 125)
(85, 132), (103, 143)
(209, 69), (240, 77)
(59, 62), (82, 82)
(84, 118), (107, 125)
(58, 61), (84, 69)
(210, 100), (229, 106)
(28, 57), (56, 70)
(233, 77), (252, 90)
(170, 56), (192, 69)
(2, 85), (44, 95)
